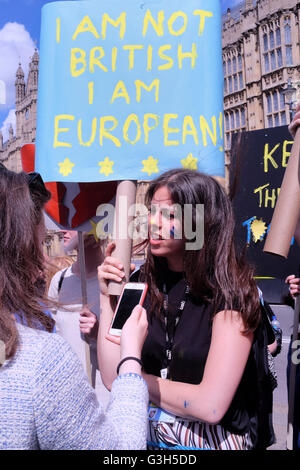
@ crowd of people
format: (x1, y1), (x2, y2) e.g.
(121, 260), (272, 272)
(0, 105), (299, 450)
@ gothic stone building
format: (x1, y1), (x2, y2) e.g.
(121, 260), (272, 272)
(0, 49), (39, 172)
(222, 0), (300, 182)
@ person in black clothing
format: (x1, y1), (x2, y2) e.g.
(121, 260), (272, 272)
(98, 168), (275, 450)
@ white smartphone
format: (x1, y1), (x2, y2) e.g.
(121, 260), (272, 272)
(108, 282), (148, 338)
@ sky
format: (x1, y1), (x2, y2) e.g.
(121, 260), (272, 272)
(0, 0), (240, 141)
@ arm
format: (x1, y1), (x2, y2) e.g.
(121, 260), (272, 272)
(97, 294), (120, 389)
(97, 241), (136, 389)
(79, 306), (99, 339)
(288, 102), (300, 139)
(289, 103), (300, 245)
(268, 339), (278, 355)
(33, 333), (148, 450)
(294, 216), (300, 247)
(98, 295), (146, 388)
(142, 310), (253, 425)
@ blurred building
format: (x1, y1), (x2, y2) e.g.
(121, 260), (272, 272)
(223, 0), (300, 183)
(0, 49), (39, 172)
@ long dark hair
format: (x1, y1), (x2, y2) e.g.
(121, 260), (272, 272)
(0, 165), (54, 362)
(136, 168), (261, 333)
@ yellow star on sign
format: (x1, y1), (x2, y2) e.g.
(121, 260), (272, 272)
(181, 153), (198, 170)
(98, 157), (114, 177)
(87, 219), (99, 242)
(251, 218), (268, 243)
(141, 156), (159, 176)
(58, 158), (75, 176)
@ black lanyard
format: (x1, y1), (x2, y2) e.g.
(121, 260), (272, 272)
(161, 282), (189, 379)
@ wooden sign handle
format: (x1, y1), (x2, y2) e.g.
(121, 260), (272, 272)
(78, 231), (92, 387)
(108, 180), (137, 296)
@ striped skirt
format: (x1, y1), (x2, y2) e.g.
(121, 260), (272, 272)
(148, 419), (253, 450)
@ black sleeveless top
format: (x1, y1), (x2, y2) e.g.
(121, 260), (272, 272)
(132, 267), (260, 438)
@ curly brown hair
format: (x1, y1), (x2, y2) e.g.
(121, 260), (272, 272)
(0, 165), (54, 362)
(135, 168), (261, 334)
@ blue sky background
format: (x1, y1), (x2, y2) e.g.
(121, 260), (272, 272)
(0, 0), (240, 140)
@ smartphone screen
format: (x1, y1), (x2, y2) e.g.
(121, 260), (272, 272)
(111, 288), (144, 330)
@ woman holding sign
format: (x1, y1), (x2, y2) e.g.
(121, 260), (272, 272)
(98, 168), (275, 450)
(0, 164), (148, 450)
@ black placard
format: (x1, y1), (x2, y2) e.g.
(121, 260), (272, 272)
(230, 126), (299, 304)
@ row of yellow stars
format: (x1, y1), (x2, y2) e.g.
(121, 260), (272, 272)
(58, 153), (198, 177)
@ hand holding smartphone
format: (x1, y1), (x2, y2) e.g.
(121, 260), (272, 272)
(106, 282), (148, 344)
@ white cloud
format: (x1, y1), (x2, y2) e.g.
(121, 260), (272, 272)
(0, 22), (35, 111)
(0, 80), (6, 104)
(1, 108), (16, 141)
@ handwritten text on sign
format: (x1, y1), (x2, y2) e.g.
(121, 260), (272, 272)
(35, 0), (224, 182)
(230, 127), (299, 281)
(241, 137), (294, 245)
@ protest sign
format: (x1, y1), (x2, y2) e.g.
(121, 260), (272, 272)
(35, 0), (224, 183)
(230, 127), (300, 303)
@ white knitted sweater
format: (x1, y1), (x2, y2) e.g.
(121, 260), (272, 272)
(0, 324), (148, 450)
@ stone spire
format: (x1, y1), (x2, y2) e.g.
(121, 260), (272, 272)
(26, 48), (39, 95)
(15, 63), (25, 105)
(245, 0), (254, 11)
(0, 130), (3, 150)
(8, 124), (14, 141)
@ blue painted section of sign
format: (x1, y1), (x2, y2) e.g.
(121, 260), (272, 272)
(35, 0), (224, 182)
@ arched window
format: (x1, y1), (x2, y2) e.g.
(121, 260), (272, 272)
(225, 113), (229, 132)
(267, 93), (272, 113)
(269, 30), (274, 49)
(233, 56), (237, 73)
(228, 58), (232, 75)
(241, 108), (245, 127)
(235, 110), (240, 129)
(284, 20), (291, 44)
(276, 28), (281, 46)
(230, 112), (235, 130)
(238, 54), (242, 70)
(263, 33), (268, 51)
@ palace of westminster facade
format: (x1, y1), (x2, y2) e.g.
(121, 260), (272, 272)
(0, 0), (299, 255)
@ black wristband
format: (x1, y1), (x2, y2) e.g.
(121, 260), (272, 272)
(117, 356), (143, 375)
